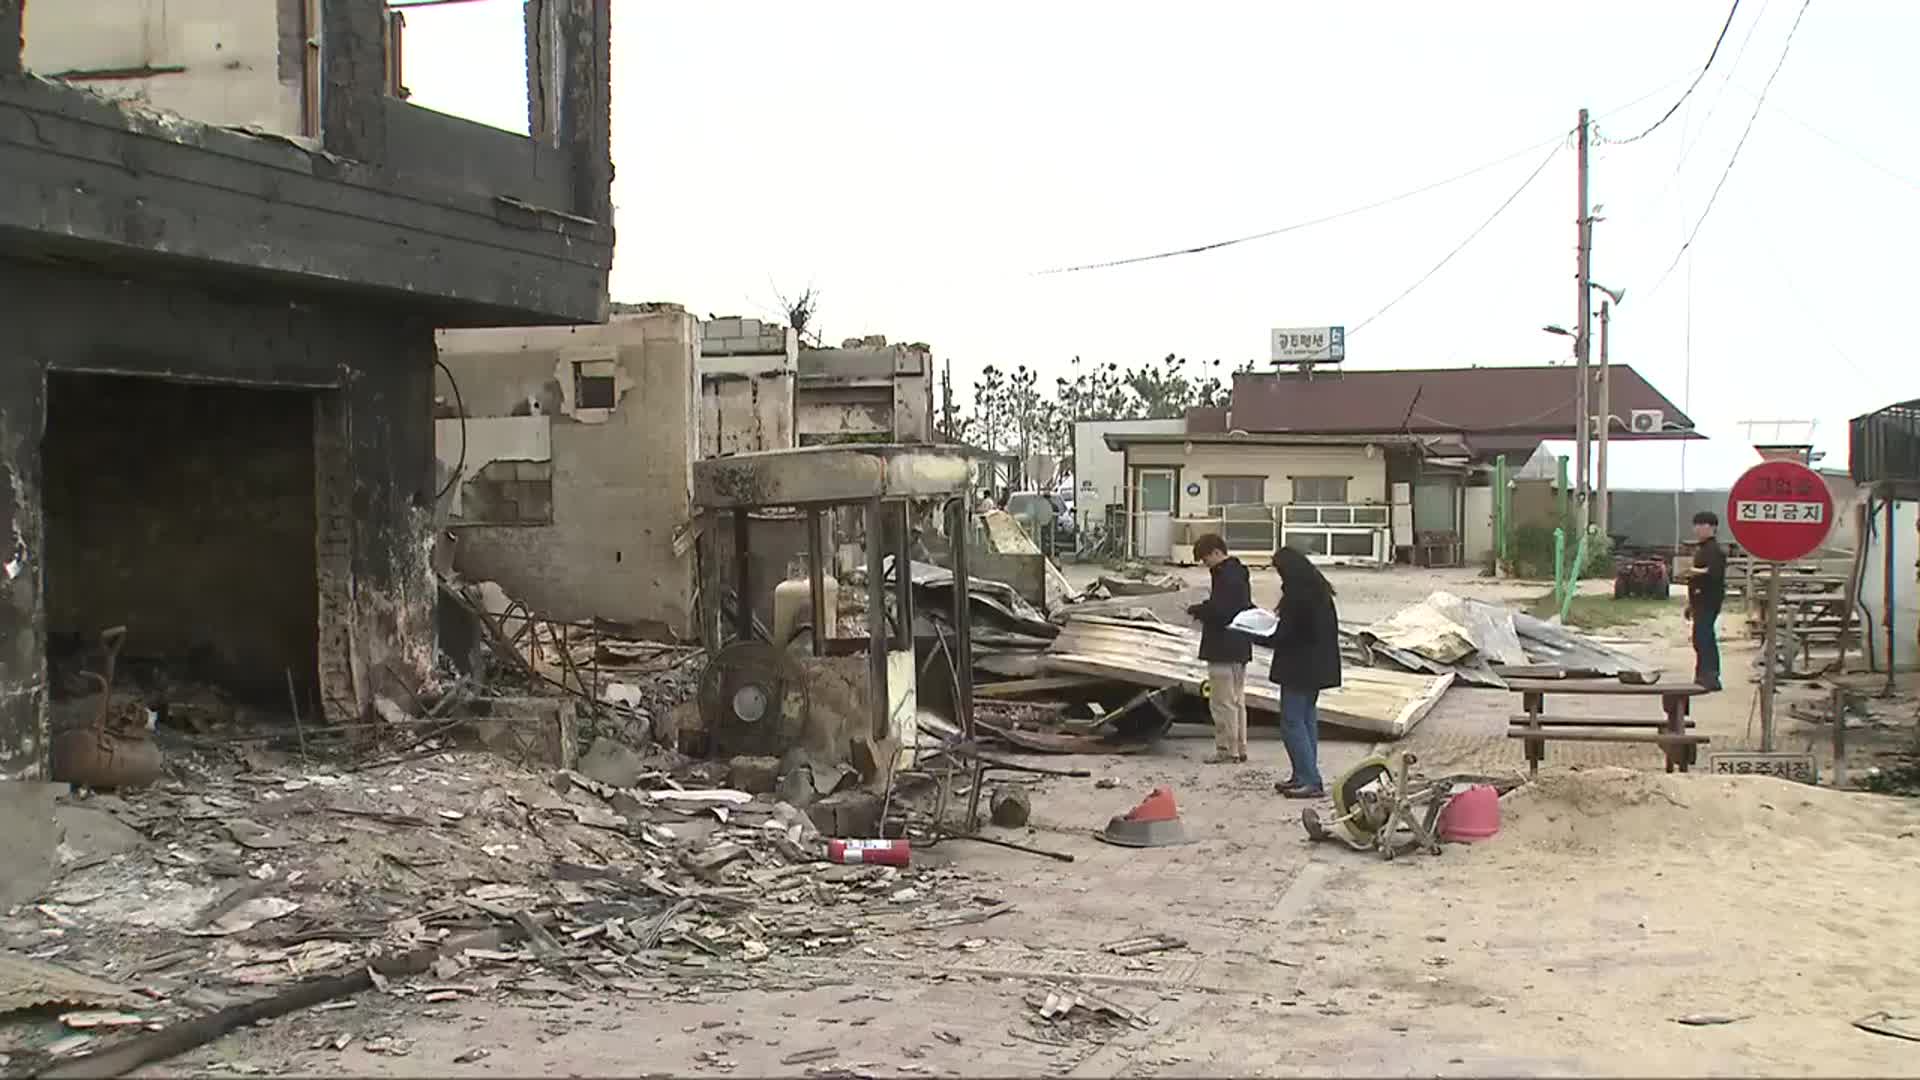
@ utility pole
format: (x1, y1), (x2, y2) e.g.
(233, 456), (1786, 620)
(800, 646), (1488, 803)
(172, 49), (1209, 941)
(1573, 107), (1593, 534)
(1595, 300), (1611, 538)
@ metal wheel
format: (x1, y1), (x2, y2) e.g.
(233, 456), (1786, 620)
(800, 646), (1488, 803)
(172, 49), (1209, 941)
(1302, 808), (1328, 841)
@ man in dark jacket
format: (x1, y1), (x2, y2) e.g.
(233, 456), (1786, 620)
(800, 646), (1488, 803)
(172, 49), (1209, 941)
(1186, 533), (1253, 763)
(1682, 510), (1727, 691)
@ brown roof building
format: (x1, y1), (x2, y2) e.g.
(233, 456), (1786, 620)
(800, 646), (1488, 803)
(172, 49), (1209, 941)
(1213, 364), (1696, 462)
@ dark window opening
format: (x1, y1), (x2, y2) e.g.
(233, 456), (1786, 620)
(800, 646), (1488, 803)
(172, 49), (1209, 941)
(44, 374), (321, 711)
(576, 372), (617, 410)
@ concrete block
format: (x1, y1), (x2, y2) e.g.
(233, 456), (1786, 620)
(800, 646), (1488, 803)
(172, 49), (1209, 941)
(461, 696), (579, 770)
(706, 318), (742, 339)
(728, 754), (780, 795)
(0, 782), (64, 910)
(805, 789), (883, 838)
(740, 319), (762, 338)
(576, 735), (647, 789)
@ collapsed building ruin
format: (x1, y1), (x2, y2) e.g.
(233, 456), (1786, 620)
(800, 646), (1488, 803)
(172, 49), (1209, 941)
(0, 0), (615, 779)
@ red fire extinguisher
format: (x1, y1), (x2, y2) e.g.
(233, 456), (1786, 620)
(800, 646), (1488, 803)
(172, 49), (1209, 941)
(827, 838), (911, 866)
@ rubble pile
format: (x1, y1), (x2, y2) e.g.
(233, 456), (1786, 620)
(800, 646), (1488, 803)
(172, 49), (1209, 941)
(1, 739), (987, 1069)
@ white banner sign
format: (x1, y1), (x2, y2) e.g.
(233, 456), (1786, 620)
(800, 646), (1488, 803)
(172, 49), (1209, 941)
(1734, 499), (1825, 525)
(1270, 326), (1345, 363)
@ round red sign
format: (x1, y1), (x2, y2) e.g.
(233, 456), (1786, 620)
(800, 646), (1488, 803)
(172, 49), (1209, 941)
(1725, 460), (1834, 563)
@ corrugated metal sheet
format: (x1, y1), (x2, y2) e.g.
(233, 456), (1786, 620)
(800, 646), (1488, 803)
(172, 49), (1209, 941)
(1043, 615), (1453, 738)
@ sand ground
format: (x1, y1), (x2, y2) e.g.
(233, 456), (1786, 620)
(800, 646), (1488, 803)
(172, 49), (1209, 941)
(146, 565), (1920, 1078)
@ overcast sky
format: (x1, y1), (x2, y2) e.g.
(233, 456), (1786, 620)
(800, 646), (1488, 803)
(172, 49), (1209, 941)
(401, 1), (1917, 488)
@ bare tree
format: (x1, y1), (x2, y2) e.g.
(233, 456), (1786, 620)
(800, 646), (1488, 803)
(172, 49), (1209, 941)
(772, 283), (822, 346)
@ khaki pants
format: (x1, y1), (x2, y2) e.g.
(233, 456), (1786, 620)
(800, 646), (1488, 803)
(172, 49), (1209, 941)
(1207, 661), (1248, 758)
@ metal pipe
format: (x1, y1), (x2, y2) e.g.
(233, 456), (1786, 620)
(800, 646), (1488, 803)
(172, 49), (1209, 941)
(807, 508), (827, 656)
(866, 498), (889, 742)
(1596, 300), (1611, 538)
(732, 510), (752, 642)
(893, 502), (913, 650)
(951, 488), (975, 743)
(1885, 492), (1897, 696)
(1761, 563), (1780, 750)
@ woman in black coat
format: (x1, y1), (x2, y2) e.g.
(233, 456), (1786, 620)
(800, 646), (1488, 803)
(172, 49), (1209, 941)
(1265, 547), (1342, 798)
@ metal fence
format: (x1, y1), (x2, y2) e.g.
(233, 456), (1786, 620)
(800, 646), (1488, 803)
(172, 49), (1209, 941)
(1607, 489), (1729, 551)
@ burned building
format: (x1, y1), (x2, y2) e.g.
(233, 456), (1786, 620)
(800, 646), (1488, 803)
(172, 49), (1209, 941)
(0, 1), (615, 780)
(433, 318), (944, 635)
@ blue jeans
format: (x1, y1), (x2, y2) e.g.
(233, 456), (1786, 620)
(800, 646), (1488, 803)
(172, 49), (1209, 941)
(1280, 687), (1323, 791)
(1691, 603), (1721, 688)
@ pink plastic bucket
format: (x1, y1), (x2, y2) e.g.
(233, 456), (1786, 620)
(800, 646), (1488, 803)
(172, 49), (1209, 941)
(1438, 784), (1500, 842)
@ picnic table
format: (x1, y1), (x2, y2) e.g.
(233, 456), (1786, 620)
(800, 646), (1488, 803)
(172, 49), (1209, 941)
(1506, 678), (1711, 779)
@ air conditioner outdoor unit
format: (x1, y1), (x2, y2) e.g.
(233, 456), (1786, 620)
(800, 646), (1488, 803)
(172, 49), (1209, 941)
(1629, 409), (1664, 435)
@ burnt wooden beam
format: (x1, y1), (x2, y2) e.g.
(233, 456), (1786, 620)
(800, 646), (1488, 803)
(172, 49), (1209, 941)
(2, 0), (23, 77)
(320, 0), (388, 161)
(557, 0), (611, 223)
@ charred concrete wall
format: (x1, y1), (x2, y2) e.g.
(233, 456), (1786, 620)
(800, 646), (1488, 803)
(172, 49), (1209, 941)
(435, 309), (701, 636)
(45, 376), (319, 699)
(0, 260), (438, 777)
(22, 0), (305, 136)
(698, 317), (797, 458)
(797, 340), (935, 445)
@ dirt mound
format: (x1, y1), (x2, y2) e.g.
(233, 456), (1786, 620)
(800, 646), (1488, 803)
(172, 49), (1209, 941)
(1497, 767), (1920, 855)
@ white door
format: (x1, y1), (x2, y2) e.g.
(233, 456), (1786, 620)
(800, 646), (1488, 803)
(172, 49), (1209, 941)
(1135, 469), (1175, 559)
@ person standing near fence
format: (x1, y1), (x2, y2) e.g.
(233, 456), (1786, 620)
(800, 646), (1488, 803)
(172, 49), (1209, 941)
(1187, 533), (1253, 764)
(1682, 510), (1726, 692)
(1265, 546), (1342, 798)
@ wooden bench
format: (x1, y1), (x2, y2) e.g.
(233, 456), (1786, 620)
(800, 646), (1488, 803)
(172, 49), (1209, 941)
(1505, 678), (1711, 779)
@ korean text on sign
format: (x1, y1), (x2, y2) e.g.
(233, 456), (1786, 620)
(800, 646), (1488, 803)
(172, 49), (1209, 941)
(1709, 757), (1816, 784)
(1734, 500), (1824, 525)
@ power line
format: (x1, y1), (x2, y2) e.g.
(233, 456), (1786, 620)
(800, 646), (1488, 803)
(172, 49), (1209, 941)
(1602, 0), (1743, 145)
(1647, 0), (1814, 296)
(1033, 72), (1699, 276)
(1736, 86), (1920, 192)
(1032, 138), (1558, 275)
(1620, 0), (1772, 224)
(1349, 144), (1562, 335)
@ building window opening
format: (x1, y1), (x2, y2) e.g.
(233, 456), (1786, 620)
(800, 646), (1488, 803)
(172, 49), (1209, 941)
(1208, 475), (1266, 508)
(43, 374), (322, 737)
(574, 361), (617, 410)
(1291, 476), (1350, 504)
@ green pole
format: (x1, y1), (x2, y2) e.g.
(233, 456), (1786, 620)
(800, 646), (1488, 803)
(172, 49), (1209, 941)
(1559, 529), (1591, 622)
(1553, 526), (1566, 601)
(1493, 454), (1508, 566)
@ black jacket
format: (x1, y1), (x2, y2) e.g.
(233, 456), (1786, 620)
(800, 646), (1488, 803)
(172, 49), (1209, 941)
(1688, 537), (1727, 612)
(1264, 586), (1343, 691)
(1188, 557), (1254, 663)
